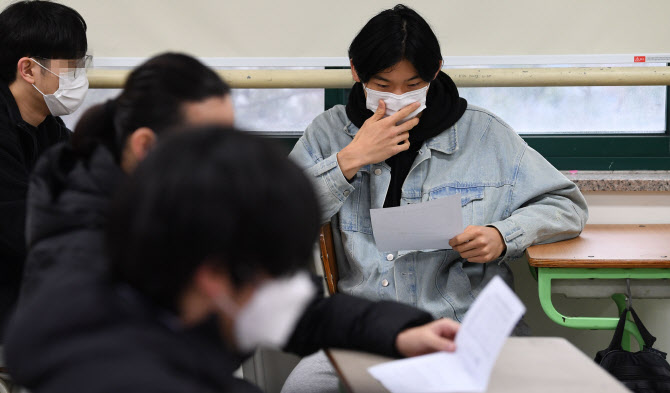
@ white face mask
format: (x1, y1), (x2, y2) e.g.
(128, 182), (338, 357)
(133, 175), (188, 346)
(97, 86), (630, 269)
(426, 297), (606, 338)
(31, 58), (89, 116)
(365, 84), (429, 124)
(215, 271), (316, 353)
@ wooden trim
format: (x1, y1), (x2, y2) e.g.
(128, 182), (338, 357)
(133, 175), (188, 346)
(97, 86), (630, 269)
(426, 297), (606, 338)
(87, 66), (670, 89)
(527, 259), (670, 268)
(319, 223), (339, 295)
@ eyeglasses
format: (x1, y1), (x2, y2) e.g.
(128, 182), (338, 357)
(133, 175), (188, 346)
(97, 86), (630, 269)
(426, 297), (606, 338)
(32, 55), (93, 78)
(74, 55), (93, 70)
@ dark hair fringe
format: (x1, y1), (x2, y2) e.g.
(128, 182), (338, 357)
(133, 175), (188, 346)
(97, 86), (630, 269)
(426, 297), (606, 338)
(0, 0), (87, 83)
(348, 4), (442, 83)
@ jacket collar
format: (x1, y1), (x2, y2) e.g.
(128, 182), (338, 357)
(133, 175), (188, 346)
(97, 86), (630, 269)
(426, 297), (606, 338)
(344, 120), (459, 155)
(424, 123), (459, 155)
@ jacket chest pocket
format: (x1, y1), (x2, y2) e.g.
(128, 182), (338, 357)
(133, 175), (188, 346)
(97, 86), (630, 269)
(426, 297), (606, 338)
(427, 185), (484, 227)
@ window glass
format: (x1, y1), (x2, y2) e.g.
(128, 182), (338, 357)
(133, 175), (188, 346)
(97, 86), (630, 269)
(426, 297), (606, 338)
(453, 63), (666, 135)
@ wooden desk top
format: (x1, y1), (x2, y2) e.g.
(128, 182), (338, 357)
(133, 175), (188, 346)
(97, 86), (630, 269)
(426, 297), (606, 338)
(527, 224), (670, 268)
(327, 337), (629, 393)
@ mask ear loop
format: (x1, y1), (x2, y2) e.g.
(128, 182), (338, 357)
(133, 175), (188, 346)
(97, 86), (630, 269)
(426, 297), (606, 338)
(30, 58), (61, 96)
(30, 58), (62, 79)
(31, 83), (47, 96)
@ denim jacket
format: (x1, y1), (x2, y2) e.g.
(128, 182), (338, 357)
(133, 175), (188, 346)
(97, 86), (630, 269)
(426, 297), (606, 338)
(289, 104), (588, 321)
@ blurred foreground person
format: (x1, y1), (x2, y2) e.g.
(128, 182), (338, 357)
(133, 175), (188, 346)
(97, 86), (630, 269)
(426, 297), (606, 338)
(6, 127), (458, 392)
(16, 52), (234, 304)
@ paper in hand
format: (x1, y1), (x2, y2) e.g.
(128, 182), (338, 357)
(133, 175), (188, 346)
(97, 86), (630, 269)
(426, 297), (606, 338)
(368, 276), (526, 393)
(369, 194), (463, 252)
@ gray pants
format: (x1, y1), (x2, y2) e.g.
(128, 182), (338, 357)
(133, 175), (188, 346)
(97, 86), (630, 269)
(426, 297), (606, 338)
(280, 350), (339, 393)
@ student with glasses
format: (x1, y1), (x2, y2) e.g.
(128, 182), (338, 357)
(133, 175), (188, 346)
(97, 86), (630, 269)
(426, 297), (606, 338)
(0, 0), (89, 337)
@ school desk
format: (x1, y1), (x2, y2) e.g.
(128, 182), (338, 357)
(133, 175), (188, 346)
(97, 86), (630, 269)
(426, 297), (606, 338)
(526, 224), (670, 350)
(326, 337), (629, 393)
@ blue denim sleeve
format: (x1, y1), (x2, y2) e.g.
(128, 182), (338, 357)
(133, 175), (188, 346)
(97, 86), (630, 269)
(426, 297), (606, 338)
(489, 145), (589, 261)
(289, 123), (354, 223)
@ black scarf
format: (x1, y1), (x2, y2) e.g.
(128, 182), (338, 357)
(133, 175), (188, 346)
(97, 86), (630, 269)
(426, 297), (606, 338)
(345, 71), (467, 207)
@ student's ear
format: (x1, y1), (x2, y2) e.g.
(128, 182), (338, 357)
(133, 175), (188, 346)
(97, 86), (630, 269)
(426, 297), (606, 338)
(16, 57), (37, 85)
(350, 59), (361, 83)
(433, 60), (443, 80)
(128, 127), (157, 163)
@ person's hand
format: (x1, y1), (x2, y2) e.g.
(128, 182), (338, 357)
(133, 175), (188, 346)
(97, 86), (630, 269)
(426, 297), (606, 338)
(395, 318), (460, 357)
(449, 225), (506, 263)
(337, 100), (421, 180)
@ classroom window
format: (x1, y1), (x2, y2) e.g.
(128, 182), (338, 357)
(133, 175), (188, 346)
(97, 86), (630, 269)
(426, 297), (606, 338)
(62, 67), (325, 135)
(61, 88), (121, 130)
(452, 63), (667, 136)
(64, 62), (669, 170)
(459, 85), (666, 135)
(232, 88), (323, 134)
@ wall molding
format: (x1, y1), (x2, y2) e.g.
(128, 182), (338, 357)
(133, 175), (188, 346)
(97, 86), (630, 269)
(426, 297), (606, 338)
(92, 54), (670, 68)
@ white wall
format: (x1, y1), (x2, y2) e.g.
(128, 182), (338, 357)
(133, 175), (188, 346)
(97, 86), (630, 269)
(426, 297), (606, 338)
(582, 191), (670, 224)
(3, 0), (670, 58)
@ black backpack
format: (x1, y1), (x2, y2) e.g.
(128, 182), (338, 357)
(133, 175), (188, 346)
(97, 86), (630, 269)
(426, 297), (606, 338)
(595, 306), (670, 393)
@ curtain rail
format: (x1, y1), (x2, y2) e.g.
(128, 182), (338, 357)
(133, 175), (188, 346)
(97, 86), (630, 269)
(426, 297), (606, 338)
(87, 67), (670, 89)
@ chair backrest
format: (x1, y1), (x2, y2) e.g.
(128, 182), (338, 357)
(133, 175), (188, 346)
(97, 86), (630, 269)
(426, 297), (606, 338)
(319, 223), (339, 295)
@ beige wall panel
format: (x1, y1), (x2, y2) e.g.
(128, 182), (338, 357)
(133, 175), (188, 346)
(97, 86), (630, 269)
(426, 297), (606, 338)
(3, 0), (668, 58)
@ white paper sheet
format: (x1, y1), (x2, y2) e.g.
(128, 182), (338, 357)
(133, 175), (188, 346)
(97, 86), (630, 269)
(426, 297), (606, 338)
(369, 194), (463, 252)
(368, 276), (526, 393)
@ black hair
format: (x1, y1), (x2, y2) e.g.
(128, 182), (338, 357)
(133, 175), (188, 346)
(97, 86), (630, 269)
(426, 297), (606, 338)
(0, 0), (87, 83)
(348, 4), (442, 83)
(106, 126), (320, 311)
(71, 52), (231, 162)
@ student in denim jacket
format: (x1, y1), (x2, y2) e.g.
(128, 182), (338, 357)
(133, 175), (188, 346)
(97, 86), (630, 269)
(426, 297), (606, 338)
(283, 4), (588, 393)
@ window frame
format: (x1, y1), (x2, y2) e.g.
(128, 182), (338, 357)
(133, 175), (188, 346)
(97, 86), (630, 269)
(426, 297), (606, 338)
(323, 68), (670, 170)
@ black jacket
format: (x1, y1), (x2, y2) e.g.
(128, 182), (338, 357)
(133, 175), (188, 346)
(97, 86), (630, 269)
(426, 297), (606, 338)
(0, 82), (69, 336)
(5, 143), (432, 393)
(18, 142), (124, 302)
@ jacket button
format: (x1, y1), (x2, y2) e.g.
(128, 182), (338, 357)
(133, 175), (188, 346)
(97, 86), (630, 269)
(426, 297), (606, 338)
(374, 168), (382, 176)
(382, 279), (389, 287)
(343, 190), (350, 197)
(386, 254), (394, 261)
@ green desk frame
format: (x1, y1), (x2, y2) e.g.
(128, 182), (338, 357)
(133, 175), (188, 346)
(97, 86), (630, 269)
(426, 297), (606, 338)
(536, 267), (670, 351)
